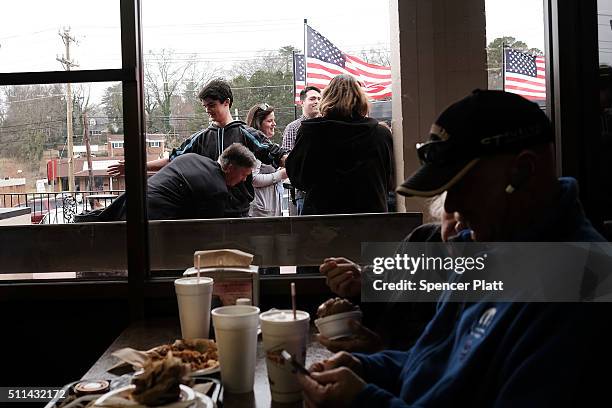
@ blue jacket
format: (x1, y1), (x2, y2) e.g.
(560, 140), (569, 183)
(353, 178), (610, 407)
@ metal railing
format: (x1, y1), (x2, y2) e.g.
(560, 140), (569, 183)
(1, 190), (123, 224)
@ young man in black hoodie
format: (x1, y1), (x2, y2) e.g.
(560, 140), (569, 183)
(109, 79), (287, 217)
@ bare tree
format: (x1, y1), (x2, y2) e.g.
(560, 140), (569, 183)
(145, 49), (199, 134)
(358, 47), (391, 67)
(231, 45), (298, 78)
(1, 84), (66, 171)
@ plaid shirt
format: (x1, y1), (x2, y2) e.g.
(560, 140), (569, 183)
(281, 115), (307, 151)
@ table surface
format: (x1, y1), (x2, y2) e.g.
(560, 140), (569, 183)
(82, 317), (332, 408)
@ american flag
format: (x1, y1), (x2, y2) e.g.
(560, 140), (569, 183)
(303, 25), (392, 100)
(504, 48), (546, 101)
(293, 53), (306, 103)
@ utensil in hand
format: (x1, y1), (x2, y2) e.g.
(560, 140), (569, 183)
(280, 350), (311, 377)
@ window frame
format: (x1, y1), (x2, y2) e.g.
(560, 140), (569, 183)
(0, 0), (149, 319)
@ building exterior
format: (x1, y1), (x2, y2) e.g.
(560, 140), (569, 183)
(0, 178), (26, 207)
(107, 134), (165, 158)
(48, 134), (167, 192)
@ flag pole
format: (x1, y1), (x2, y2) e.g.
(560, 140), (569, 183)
(292, 50), (298, 120)
(501, 42), (506, 92)
(303, 19), (308, 86)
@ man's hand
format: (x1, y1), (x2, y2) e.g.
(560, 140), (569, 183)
(298, 367), (366, 408)
(320, 257), (362, 298)
(318, 320), (383, 354)
(107, 160), (125, 177)
(279, 154), (288, 168)
(308, 351), (363, 377)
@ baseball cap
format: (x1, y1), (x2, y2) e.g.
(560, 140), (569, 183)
(396, 89), (553, 197)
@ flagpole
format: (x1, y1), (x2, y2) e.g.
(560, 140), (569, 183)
(501, 42), (506, 92)
(292, 50), (298, 120)
(303, 18), (308, 86)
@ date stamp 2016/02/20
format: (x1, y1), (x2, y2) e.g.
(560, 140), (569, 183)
(0, 387), (67, 402)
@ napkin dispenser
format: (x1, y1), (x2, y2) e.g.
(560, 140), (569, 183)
(183, 249), (260, 306)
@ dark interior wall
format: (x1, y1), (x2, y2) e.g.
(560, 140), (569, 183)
(0, 298), (128, 386)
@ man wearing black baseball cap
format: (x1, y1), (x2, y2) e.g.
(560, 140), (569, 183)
(398, 89), (563, 242)
(299, 90), (612, 407)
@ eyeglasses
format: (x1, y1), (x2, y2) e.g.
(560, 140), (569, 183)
(416, 140), (466, 165)
(258, 103), (271, 111)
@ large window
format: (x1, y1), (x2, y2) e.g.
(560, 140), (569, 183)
(0, 1), (131, 282)
(140, 0), (393, 276)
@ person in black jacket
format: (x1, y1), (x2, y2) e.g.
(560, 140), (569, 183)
(108, 79), (287, 217)
(99, 144), (255, 221)
(286, 74), (394, 215)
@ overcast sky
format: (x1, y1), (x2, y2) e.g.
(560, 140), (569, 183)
(1, 0), (549, 102)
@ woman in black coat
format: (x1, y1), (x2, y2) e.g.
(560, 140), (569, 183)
(286, 74), (394, 215)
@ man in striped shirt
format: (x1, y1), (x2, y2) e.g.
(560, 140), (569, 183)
(282, 86), (322, 150)
(282, 86), (321, 214)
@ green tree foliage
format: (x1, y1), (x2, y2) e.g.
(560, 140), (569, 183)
(487, 36), (543, 90)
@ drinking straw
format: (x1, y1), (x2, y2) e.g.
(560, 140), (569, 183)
(291, 282), (296, 319)
(196, 253), (201, 284)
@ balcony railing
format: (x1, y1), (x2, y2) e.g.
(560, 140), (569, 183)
(1, 190), (123, 224)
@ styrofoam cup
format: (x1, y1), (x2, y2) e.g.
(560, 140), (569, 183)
(212, 305), (260, 393)
(260, 309), (310, 403)
(174, 277), (214, 339)
(314, 310), (362, 340)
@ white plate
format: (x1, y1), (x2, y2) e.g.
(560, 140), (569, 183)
(191, 365), (220, 376)
(94, 384), (196, 406)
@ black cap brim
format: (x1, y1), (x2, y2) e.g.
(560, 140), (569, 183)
(396, 158), (480, 197)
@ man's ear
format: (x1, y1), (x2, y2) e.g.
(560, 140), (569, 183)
(509, 150), (537, 189)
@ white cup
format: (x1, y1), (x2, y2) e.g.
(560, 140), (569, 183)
(174, 277), (214, 339)
(259, 309), (310, 403)
(212, 305), (260, 393)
